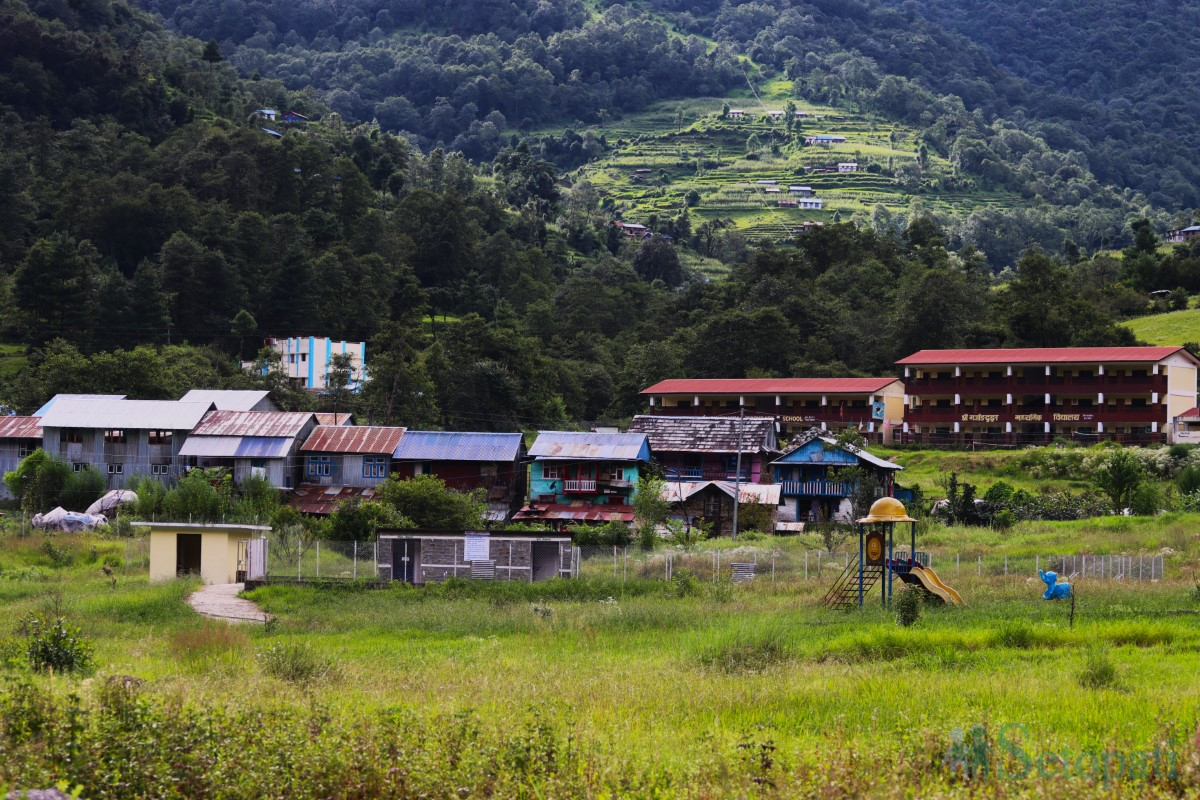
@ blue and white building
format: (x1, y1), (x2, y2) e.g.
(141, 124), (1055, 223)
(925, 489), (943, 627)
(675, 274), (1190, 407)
(265, 336), (367, 391)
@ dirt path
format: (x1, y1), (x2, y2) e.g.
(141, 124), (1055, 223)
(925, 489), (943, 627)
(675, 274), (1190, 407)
(187, 583), (268, 624)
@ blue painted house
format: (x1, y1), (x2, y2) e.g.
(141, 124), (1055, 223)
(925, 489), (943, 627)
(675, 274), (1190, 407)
(514, 432), (652, 527)
(772, 434), (901, 525)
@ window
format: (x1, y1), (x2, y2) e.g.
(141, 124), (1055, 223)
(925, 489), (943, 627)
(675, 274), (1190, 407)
(18, 444), (34, 458)
(151, 464), (169, 476)
(480, 463), (497, 477)
(148, 430), (172, 445)
(363, 456), (386, 478)
(543, 463), (561, 480)
(104, 430), (127, 444)
(60, 430), (82, 445)
(108, 464), (123, 475)
(308, 456), (331, 477)
(72, 462), (85, 472)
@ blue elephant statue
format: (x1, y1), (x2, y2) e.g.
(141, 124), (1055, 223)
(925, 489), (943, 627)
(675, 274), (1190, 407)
(1039, 570), (1071, 600)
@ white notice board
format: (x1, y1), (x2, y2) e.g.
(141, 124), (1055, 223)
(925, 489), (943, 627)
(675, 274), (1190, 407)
(464, 533), (490, 562)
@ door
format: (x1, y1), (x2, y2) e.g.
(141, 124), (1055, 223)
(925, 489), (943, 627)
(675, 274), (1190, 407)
(392, 538), (420, 584)
(176, 533), (202, 577)
(531, 542), (561, 581)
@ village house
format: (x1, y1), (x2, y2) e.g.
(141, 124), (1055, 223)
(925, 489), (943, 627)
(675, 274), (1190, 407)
(772, 432), (902, 526)
(661, 480), (781, 538)
(38, 396), (213, 487)
(837, 162), (858, 172)
(264, 336), (366, 391)
(727, 109), (745, 119)
(898, 346), (1200, 445)
(626, 414), (777, 483)
(379, 530), (573, 584)
(0, 416), (42, 497)
(797, 198), (824, 210)
(391, 431), (527, 522)
(513, 431), (651, 528)
(614, 221), (650, 238)
(180, 409), (317, 489)
(1173, 407), (1200, 444)
(289, 425), (407, 514)
(806, 135), (847, 145)
(642, 378), (905, 441)
(788, 185), (814, 196)
(1166, 225), (1200, 243)
(791, 221), (824, 235)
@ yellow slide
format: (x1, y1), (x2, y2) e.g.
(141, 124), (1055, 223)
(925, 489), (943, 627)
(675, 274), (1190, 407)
(915, 565), (964, 605)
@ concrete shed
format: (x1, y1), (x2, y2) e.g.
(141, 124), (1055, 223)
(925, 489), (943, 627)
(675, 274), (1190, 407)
(138, 522), (270, 584)
(378, 530), (574, 584)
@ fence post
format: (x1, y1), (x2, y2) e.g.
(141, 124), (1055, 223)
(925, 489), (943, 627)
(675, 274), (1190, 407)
(772, 555), (775, 583)
(353, 543), (357, 580)
(613, 545), (618, 579)
(805, 550), (808, 580)
(298, 545), (302, 581)
(623, 547), (627, 584)
(1004, 555), (1007, 576)
(374, 541), (379, 579)
(977, 554), (981, 576)
(957, 553), (960, 575)
(1036, 554), (1039, 573)
(818, 550), (822, 578)
(316, 541), (320, 579)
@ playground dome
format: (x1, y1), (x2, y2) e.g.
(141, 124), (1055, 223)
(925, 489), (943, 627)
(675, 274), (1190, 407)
(858, 496), (916, 524)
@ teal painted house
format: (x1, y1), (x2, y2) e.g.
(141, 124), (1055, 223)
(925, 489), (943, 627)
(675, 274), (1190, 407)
(772, 434), (901, 525)
(514, 432), (652, 527)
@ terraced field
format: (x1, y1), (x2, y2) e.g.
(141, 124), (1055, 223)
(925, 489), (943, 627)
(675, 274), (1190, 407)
(561, 89), (1024, 243)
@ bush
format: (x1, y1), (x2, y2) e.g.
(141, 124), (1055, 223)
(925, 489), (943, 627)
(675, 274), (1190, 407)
(41, 540), (73, 567)
(894, 587), (921, 627)
(257, 641), (333, 682)
(1077, 645), (1121, 690)
(992, 509), (1017, 530)
(19, 614), (94, 674)
(1129, 483), (1163, 516)
(983, 481), (1015, 506)
(60, 465), (106, 511)
(1177, 465), (1200, 495)
(570, 521), (632, 546)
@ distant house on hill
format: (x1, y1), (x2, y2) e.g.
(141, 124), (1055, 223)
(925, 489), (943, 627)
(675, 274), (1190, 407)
(614, 221), (649, 238)
(281, 111), (309, 123)
(806, 135), (846, 145)
(1166, 225), (1200, 243)
(837, 162), (858, 172)
(728, 109), (745, 119)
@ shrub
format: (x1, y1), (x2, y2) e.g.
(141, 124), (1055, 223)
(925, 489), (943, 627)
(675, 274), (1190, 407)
(1177, 465), (1200, 495)
(668, 568), (702, 597)
(19, 614), (94, 674)
(992, 509), (1017, 530)
(1077, 645), (1121, 690)
(894, 587), (921, 627)
(1129, 483), (1163, 516)
(571, 521), (633, 546)
(994, 621), (1034, 649)
(737, 530), (768, 541)
(60, 465), (106, 511)
(983, 481), (1015, 506)
(41, 540), (74, 567)
(697, 629), (791, 673)
(257, 641), (333, 682)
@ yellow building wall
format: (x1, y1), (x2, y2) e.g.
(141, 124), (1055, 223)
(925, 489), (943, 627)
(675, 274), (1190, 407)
(148, 531), (177, 583)
(1167, 364), (1198, 420)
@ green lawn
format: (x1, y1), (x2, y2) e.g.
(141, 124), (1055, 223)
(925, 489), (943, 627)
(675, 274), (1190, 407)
(1121, 307), (1200, 345)
(2, 520), (1200, 796)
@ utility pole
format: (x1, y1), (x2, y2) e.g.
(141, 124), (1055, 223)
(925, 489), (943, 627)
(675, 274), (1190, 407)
(731, 405), (745, 540)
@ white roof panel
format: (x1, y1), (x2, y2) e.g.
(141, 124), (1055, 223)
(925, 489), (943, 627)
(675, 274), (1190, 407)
(39, 398), (214, 431)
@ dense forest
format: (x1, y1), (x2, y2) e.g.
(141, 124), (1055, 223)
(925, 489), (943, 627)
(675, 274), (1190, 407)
(2, 0), (1200, 431)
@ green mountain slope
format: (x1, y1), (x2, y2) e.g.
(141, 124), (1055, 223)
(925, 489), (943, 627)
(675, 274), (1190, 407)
(1121, 309), (1200, 347)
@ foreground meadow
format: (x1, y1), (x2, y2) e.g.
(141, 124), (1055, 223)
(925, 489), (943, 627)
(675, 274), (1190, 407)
(1, 521), (1200, 798)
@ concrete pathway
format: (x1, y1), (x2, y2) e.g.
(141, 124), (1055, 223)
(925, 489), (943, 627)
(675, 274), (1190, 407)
(187, 583), (268, 624)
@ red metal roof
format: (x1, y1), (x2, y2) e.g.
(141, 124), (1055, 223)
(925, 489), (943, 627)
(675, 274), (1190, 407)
(289, 484), (376, 515)
(192, 410), (315, 438)
(897, 347), (1194, 365)
(642, 378), (900, 395)
(511, 503), (635, 523)
(0, 416), (41, 439)
(302, 426), (406, 454)
(315, 412), (354, 426)
(1177, 407), (1200, 420)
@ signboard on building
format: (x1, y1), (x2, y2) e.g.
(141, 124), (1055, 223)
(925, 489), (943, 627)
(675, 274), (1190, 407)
(464, 532), (490, 562)
(872, 401), (885, 420)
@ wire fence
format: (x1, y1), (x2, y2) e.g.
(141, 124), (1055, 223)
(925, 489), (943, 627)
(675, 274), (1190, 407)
(575, 546), (1167, 584)
(266, 539), (379, 581)
(123, 536), (149, 574)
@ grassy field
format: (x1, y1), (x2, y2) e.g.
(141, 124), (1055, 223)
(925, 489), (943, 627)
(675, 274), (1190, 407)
(2, 520), (1200, 797)
(1121, 307), (1200, 345)
(875, 446), (1089, 495)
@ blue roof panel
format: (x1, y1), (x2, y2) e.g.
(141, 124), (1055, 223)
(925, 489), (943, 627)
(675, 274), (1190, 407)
(393, 431), (524, 462)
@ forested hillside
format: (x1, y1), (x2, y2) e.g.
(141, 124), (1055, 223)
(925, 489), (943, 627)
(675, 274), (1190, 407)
(2, 0), (1199, 430)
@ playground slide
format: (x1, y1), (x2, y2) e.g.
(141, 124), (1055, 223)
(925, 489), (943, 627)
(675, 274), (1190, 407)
(918, 565), (964, 605)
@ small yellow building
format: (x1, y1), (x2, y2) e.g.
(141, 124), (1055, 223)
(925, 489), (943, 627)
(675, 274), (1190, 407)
(138, 522), (270, 585)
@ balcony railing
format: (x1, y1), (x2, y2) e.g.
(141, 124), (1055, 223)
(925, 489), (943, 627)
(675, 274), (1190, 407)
(780, 479), (852, 496)
(907, 404), (1166, 425)
(664, 467), (751, 481)
(564, 479), (597, 493)
(906, 374), (1167, 396)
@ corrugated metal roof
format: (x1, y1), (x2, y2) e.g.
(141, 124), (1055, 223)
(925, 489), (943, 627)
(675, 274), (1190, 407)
(315, 412), (354, 426)
(627, 415), (777, 453)
(528, 431), (649, 461)
(179, 436), (293, 458)
(511, 503), (635, 523)
(642, 378), (900, 395)
(661, 480), (780, 504)
(39, 398), (213, 430)
(289, 484), (376, 515)
(191, 410), (315, 438)
(897, 347), (1192, 365)
(0, 416), (42, 439)
(772, 435), (902, 471)
(302, 426), (406, 454)
(393, 431), (524, 462)
(179, 389), (272, 410)
(1177, 407), (1200, 420)
(33, 394), (125, 417)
